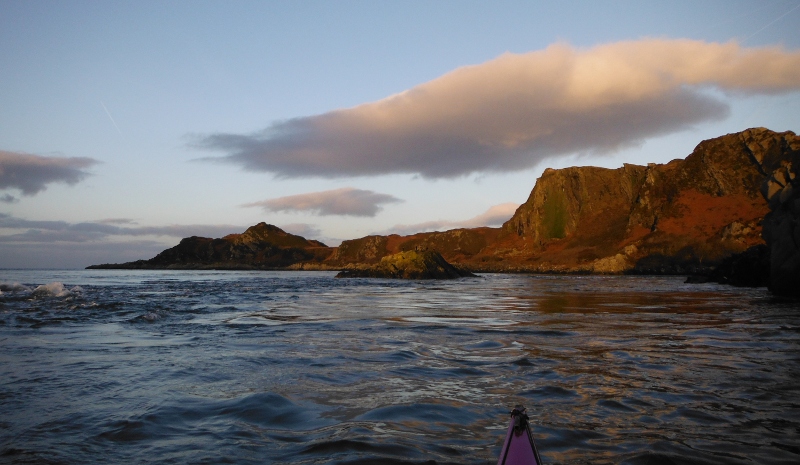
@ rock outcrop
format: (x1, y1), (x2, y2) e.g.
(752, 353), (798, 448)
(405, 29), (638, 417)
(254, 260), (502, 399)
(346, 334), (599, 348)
(88, 128), (800, 280)
(759, 138), (800, 296)
(329, 128), (799, 275)
(685, 244), (770, 287)
(87, 223), (334, 270)
(500, 128), (795, 273)
(327, 228), (502, 268)
(335, 250), (476, 279)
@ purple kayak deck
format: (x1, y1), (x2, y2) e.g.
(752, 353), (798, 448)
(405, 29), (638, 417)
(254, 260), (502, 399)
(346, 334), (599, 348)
(497, 408), (542, 465)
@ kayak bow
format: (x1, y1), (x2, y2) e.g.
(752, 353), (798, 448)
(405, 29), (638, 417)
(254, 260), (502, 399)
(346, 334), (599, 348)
(497, 406), (543, 465)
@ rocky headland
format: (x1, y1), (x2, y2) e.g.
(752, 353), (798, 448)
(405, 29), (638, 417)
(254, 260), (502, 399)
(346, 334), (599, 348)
(328, 128), (798, 276)
(89, 128), (800, 291)
(87, 222), (334, 270)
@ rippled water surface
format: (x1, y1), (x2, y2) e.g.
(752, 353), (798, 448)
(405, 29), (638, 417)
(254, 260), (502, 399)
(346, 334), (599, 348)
(1, 270), (799, 464)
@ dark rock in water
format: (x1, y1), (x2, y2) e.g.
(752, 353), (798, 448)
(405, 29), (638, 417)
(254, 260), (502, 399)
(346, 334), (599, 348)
(713, 244), (771, 287)
(685, 244), (770, 287)
(760, 141), (800, 296)
(684, 274), (712, 284)
(335, 250), (476, 279)
(631, 248), (714, 276)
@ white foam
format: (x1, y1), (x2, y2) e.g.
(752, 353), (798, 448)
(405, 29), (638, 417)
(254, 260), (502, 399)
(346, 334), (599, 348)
(0, 282), (31, 292)
(31, 282), (81, 298)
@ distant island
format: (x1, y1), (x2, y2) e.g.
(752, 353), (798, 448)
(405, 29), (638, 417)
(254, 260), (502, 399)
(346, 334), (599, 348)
(88, 222), (335, 270)
(89, 128), (800, 295)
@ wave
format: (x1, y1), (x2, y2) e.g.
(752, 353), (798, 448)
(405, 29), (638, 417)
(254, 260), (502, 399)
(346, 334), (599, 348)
(0, 281), (82, 298)
(0, 282), (31, 293)
(32, 282), (83, 298)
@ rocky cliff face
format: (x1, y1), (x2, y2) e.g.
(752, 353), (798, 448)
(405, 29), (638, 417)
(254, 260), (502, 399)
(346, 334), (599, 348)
(759, 137), (800, 295)
(483, 128), (796, 273)
(87, 222), (334, 269)
(505, 164), (646, 245)
(327, 228), (502, 269)
(498, 163), (647, 272)
(88, 128), (799, 277)
(331, 128), (799, 274)
(328, 235), (390, 264)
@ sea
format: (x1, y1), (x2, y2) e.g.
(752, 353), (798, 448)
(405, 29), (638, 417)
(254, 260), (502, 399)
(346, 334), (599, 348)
(0, 270), (798, 465)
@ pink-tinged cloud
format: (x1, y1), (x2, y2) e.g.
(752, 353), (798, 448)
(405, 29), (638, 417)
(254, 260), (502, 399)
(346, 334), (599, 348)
(278, 223), (322, 239)
(382, 202), (520, 236)
(195, 39), (800, 179)
(458, 202), (521, 227)
(0, 150), (99, 195)
(242, 187), (403, 217)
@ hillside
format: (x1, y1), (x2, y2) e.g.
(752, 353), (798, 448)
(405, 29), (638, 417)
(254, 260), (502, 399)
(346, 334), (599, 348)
(328, 128), (798, 274)
(88, 128), (799, 278)
(87, 222), (334, 270)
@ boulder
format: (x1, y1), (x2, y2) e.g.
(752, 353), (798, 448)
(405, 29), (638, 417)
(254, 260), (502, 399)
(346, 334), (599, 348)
(335, 250), (476, 279)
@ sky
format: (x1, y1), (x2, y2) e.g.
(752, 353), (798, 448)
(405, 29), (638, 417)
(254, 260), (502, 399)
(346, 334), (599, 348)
(1, 0), (799, 269)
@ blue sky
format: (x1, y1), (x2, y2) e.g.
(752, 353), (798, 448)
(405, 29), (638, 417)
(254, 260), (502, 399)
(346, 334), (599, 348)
(1, 0), (799, 268)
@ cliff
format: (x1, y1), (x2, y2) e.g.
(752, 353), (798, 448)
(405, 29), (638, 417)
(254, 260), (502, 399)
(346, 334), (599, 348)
(88, 128), (799, 278)
(759, 137), (800, 295)
(87, 222), (334, 270)
(496, 127), (797, 273)
(330, 128), (799, 274)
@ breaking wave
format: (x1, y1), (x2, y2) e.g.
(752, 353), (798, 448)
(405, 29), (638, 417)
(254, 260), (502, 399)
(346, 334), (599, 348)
(31, 282), (83, 298)
(0, 281), (83, 300)
(0, 282), (31, 293)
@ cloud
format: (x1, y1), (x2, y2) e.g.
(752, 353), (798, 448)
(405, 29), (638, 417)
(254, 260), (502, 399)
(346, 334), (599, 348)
(0, 213), (244, 242)
(0, 240), (168, 269)
(242, 187), (403, 217)
(277, 223), (344, 247)
(194, 39), (800, 179)
(0, 150), (100, 195)
(1, 194), (18, 203)
(0, 214), (333, 267)
(382, 202), (520, 236)
(98, 218), (138, 225)
(458, 202), (521, 227)
(279, 223), (322, 239)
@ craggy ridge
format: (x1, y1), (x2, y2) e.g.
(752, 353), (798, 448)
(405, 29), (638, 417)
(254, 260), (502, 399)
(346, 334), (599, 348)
(89, 128), (800, 291)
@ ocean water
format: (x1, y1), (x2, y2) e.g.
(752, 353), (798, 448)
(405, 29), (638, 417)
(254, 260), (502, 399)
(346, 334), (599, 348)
(1, 270), (798, 465)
